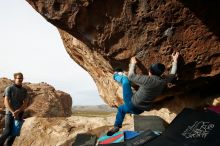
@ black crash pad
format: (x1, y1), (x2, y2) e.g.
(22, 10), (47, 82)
(143, 108), (220, 146)
(134, 115), (167, 132)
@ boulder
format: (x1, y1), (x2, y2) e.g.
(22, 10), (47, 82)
(26, 0), (220, 108)
(13, 114), (132, 146)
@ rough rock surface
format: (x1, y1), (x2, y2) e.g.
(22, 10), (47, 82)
(27, 0), (220, 106)
(13, 114), (132, 146)
(0, 78), (72, 120)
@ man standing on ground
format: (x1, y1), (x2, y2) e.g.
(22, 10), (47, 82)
(107, 52), (179, 136)
(0, 72), (29, 146)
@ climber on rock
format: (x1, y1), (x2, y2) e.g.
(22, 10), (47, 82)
(107, 52), (180, 136)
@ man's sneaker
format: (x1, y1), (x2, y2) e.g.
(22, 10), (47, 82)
(114, 68), (123, 73)
(107, 127), (120, 136)
(117, 72), (123, 75)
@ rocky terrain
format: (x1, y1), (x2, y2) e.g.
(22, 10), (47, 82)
(0, 77), (134, 146)
(72, 104), (117, 113)
(0, 78), (130, 146)
(0, 79), (219, 146)
(1, 0), (220, 145)
(13, 114), (133, 146)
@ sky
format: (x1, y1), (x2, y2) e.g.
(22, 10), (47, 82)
(0, 0), (105, 105)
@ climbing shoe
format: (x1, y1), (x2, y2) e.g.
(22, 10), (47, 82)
(107, 126), (120, 136)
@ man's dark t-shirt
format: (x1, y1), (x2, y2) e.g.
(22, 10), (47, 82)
(3, 84), (27, 114)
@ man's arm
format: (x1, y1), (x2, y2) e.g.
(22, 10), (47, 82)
(165, 52), (179, 83)
(16, 97), (29, 112)
(128, 57), (148, 86)
(3, 86), (15, 114)
(128, 56), (136, 76)
(170, 52), (179, 74)
(4, 96), (15, 113)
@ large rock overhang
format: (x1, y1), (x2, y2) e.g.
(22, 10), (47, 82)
(26, 0), (220, 108)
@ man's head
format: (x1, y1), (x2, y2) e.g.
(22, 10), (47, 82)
(14, 72), (24, 86)
(149, 63), (165, 76)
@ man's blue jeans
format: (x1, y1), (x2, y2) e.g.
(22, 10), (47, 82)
(113, 74), (143, 128)
(0, 113), (16, 146)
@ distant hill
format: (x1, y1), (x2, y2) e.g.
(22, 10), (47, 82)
(72, 104), (117, 113)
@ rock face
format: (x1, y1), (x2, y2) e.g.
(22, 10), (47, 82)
(25, 83), (72, 117)
(26, 0), (220, 116)
(0, 78), (72, 118)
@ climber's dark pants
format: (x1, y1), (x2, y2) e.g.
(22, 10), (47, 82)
(113, 75), (143, 128)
